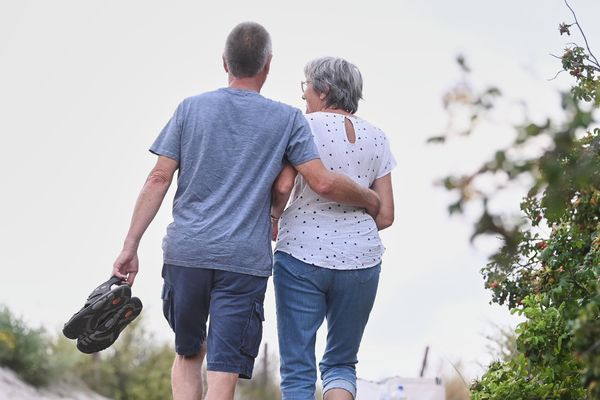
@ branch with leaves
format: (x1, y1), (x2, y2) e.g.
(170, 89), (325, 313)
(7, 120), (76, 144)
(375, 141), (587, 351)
(554, 1), (600, 104)
(433, 2), (600, 398)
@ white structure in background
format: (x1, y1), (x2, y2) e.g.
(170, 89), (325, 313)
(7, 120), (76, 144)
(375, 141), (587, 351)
(357, 377), (445, 400)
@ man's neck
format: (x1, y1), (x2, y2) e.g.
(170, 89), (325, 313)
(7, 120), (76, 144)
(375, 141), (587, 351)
(228, 77), (263, 93)
(227, 73), (265, 93)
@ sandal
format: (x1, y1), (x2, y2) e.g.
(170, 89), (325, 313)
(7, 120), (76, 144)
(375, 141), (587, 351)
(76, 297), (143, 353)
(63, 276), (131, 339)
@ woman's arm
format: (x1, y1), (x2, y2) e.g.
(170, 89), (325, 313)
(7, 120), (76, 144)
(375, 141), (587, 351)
(371, 173), (394, 230)
(271, 163), (298, 240)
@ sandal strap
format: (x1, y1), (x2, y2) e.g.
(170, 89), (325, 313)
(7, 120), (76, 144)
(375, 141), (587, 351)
(85, 276), (126, 306)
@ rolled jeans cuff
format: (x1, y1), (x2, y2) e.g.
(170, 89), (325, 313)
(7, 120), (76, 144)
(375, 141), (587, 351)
(323, 378), (356, 399)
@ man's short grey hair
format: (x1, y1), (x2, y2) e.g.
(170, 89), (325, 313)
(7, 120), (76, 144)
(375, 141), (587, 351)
(304, 57), (363, 114)
(224, 22), (272, 78)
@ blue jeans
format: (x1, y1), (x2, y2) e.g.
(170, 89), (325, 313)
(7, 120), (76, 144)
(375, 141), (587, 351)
(274, 251), (381, 400)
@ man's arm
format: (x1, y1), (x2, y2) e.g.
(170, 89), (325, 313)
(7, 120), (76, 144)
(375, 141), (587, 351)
(370, 173), (394, 230)
(294, 159), (380, 218)
(112, 155), (178, 285)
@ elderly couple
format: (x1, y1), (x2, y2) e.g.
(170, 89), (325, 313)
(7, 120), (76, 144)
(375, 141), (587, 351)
(112, 21), (395, 400)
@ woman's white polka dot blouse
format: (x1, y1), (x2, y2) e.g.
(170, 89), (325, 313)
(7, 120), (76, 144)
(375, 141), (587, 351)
(275, 112), (396, 270)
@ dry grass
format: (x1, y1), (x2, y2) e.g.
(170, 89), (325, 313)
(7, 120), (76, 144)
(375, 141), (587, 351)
(444, 374), (470, 400)
(438, 360), (471, 400)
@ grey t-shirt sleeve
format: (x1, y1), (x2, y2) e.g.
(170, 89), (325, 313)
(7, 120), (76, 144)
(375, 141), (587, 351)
(149, 101), (185, 161)
(285, 110), (320, 166)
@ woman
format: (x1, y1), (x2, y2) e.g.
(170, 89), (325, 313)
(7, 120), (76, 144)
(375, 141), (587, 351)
(271, 57), (396, 400)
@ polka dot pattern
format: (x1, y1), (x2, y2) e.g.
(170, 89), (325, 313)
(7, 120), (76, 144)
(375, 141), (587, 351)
(275, 112), (396, 270)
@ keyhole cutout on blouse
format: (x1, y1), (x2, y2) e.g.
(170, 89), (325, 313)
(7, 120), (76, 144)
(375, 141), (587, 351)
(344, 117), (356, 144)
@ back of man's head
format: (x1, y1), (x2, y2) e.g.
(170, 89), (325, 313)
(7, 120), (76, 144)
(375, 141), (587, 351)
(224, 22), (272, 78)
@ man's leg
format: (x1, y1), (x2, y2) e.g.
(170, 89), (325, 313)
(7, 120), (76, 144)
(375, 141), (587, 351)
(172, 342), (208, 400)
(161, 265), (213, 400)
(205, 371), (238, 400)
(205, 270), (269, 398)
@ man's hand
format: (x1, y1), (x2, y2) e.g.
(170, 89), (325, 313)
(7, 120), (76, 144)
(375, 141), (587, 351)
(365, 189), (381, 219)
(113, 248), (139, 286)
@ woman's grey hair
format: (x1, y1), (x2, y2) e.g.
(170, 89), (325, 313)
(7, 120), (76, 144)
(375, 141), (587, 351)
(224, 22), (272, 78)
(304, 57), (363, 114)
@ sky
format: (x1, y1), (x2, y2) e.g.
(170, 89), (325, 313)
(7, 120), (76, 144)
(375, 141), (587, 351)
(1, 0), (599, 385)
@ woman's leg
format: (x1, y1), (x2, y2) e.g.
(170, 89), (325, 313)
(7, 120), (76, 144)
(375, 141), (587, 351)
(320, 264), (381, 399)
(274, 252), (329, 400)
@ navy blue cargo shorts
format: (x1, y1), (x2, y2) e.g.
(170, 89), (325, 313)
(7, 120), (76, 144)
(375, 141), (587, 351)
(161, 264), (268, 379)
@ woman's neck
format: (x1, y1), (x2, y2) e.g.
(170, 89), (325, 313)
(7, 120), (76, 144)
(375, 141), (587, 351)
(319, 107), (353, 116)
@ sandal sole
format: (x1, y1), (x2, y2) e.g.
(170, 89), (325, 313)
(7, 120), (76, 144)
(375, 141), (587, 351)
(63, 285), (131, 339)
(76, 297), (143, 353)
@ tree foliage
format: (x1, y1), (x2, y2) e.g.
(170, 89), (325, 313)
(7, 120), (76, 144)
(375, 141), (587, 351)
(435, 2), (600, 398)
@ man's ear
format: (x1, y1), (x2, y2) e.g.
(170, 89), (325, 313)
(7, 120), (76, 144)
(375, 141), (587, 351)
(222, 55), (229, 73)
(263, 54), (272, 74)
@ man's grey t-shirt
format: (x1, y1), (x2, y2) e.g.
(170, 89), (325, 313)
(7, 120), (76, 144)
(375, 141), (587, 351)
(150, 88), (319, 277)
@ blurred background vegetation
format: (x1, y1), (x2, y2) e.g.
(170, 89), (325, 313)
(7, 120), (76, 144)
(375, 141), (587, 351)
(0, 305), (284, 399)
(1, 304), (471, 399)
(433, 1), (599, 398)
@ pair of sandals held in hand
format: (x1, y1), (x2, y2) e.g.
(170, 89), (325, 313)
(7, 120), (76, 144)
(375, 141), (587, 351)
(63, 276), (143, 353)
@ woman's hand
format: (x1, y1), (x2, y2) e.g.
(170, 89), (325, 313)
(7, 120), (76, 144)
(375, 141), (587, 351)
(271, 216), (280, 241)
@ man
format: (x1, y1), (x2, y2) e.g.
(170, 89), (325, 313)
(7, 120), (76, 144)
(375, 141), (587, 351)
(112, 22), (379, 400)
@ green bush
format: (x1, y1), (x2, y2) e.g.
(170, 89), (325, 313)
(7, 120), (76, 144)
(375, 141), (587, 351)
(76, 317), (173, 400)
(0, 305), (283, 399)
(0, 306), (54, 386)
(0, 304), (174, 398)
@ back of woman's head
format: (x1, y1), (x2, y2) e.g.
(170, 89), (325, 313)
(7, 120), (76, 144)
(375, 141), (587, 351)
(304, 57), (363, 114)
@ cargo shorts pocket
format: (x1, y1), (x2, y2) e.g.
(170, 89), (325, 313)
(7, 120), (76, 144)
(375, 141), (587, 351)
(161, 282), (175, 331)
(240, 301), (265, 358)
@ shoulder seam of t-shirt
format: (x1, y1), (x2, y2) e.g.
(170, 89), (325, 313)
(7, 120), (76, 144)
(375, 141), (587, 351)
(291, 154), (321, 167)
(149, 148), (180, 161)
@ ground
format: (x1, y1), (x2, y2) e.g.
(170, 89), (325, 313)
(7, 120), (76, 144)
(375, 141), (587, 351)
(0, 367), (110, 400)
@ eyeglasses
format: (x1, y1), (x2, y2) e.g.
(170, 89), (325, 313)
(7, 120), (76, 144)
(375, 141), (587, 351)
(301, 80), (311, 93)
